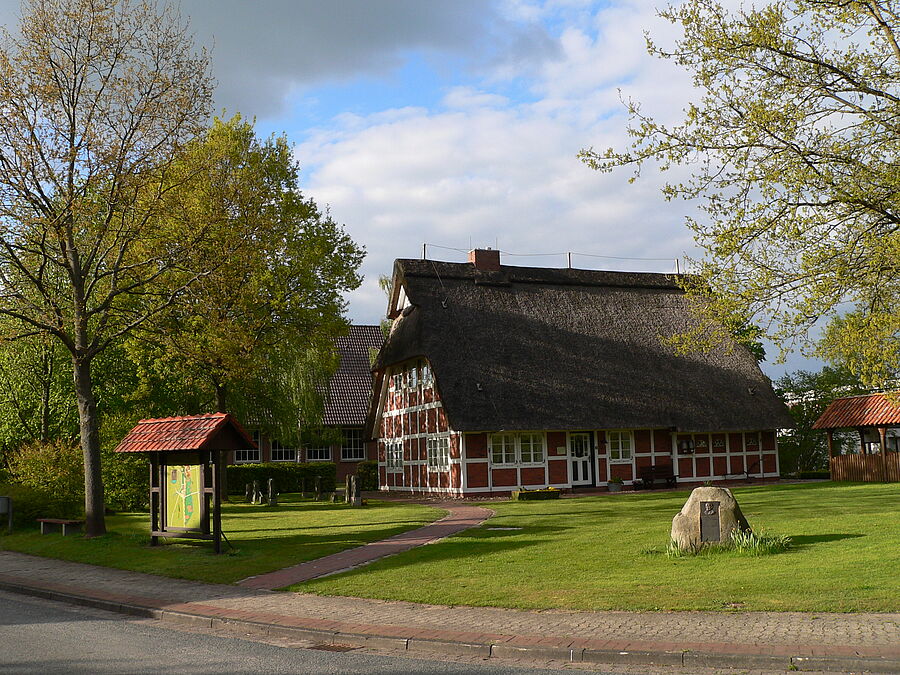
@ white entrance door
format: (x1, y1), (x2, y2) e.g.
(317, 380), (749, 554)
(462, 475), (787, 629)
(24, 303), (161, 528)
(569, 432), (593, 485)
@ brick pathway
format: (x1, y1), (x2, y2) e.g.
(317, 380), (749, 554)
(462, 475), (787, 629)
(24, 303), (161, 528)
(238, 502), (492, 590)
(0, 550), (898, 672)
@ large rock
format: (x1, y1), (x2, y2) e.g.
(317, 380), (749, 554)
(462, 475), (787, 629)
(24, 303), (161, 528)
(671, 486), (750, 550)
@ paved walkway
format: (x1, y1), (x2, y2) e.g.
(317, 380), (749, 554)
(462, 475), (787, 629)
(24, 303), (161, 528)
(238, 503), (492, 589)
(0, 551), (897, 672)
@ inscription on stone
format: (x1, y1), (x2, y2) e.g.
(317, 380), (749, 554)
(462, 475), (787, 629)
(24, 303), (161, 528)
(700, 500), (720, 542)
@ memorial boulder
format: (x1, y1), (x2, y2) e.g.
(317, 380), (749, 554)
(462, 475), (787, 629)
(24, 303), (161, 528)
(671, 486), (751, 551)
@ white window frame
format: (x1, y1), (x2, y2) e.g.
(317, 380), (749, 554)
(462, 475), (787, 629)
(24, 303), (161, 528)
(270, 439), (297, 462)
(420, 359), (433, 386)
(386, 440), (403, 473)
(426, 436), (450, 472)
(607, 430), (633, 463)
(306, 445), (332, 462)
(235, 431), (261, 463)
(489, 432), (545, 466)
(341, 428), (366, 461)
(409, 362), (418, 389)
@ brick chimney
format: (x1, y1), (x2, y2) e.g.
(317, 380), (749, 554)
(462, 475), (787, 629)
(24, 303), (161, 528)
(468, 247), (500, 271)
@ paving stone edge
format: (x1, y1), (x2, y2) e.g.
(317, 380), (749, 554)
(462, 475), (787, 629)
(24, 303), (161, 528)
(1, 578), (898, 673)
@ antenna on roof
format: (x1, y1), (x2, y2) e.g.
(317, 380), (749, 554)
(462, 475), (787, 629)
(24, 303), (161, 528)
(422, 243), (427, 260)
(675, 258), (681, 274)
(567, 252), (572, 269)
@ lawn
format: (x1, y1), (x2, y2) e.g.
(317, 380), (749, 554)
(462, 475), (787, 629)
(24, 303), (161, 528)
(297, 482), (900, 612)
(0, 495), (440, 585)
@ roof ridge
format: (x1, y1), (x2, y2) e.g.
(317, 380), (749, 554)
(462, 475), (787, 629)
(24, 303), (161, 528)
(136, 412), (228, 424)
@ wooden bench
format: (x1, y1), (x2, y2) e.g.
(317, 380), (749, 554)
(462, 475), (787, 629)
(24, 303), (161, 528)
(38, 518), (84, 536)
(638, 465), (677, 490)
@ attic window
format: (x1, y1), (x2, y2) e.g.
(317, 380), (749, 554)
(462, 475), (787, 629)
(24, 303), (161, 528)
(420, 359), (433, 386)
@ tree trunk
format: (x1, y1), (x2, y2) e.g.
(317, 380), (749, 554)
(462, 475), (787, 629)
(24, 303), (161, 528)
(40, 345), (52, 442)
(214, 382), (227, 413)
(73, 355), (106, 537)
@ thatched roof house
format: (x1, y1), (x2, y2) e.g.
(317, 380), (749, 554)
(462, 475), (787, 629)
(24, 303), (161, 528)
(370, 250), (789, 495)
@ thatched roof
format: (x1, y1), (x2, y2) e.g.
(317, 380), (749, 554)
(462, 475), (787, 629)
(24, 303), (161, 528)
(374, 259), (792, 433)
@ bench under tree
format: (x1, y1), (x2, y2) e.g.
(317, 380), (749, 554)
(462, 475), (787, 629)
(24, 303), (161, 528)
(37, 518), (84, 535)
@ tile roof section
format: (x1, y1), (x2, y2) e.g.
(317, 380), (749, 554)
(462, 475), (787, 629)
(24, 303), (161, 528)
(323, 325), (384, 427)
(114, 413), (255, 453)
(813, 393), (900, 429)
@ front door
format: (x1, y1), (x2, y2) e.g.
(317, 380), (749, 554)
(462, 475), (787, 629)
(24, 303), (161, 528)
(569, 432), (593, 485)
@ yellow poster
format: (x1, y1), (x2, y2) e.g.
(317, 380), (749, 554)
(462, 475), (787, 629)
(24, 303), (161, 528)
(166, 464), (201, 530)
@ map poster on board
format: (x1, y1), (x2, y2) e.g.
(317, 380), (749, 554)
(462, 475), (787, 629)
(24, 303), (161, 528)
(166, 464), (202, 531)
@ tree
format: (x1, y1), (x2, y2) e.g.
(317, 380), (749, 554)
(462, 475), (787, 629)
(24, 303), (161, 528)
(127, 116), (364, 443)
(0, 0), (213, 535)
(581, 0), (900, 384)
(774, 365), (868, 472)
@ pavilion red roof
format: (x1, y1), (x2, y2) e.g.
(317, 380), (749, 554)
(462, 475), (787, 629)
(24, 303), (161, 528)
(813, 393), (900, 429)
(114, 413), (255, 453)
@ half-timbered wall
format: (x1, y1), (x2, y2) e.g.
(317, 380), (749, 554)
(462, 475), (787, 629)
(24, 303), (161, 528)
(376, 358), (461, 494)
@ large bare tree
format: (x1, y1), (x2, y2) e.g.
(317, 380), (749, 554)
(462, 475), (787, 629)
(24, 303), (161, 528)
(0, 0), (213, 535)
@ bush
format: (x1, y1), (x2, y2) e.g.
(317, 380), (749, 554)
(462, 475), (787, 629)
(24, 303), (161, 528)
(226, 462), (336, 495)
(357, 460), (378, 491)
(0, 482), (82, 530)
(6, 439), (83, 515)
(512, 488), (561, 501)
(102, 449), (149, 512)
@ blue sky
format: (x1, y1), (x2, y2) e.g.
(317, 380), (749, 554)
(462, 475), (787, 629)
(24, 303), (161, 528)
(0, 0), (822, 378)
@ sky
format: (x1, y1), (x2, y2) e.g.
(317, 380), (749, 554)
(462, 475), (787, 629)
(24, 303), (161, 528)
(0, 0), (820, 378)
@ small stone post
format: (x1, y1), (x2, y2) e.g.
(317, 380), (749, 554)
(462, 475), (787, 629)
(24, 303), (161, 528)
(267, 478), (277, 507)
(252, 480), (261, 504)
(300, 477), (307, 497)
(244, 483), (252, 503)
(314, 475), (322, 501)
(345, 474), (352, 504)
(351, 474), (362, 507)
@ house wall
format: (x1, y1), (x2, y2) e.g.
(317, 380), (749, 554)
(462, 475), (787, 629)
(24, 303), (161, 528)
(376, 359), (460, 494)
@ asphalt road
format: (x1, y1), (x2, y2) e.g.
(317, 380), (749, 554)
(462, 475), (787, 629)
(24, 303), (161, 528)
(0, 590), (576, 675)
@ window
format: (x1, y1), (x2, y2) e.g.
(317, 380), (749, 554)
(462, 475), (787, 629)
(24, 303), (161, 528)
(490, 433), (517, 465)
(519, 433), (545, 464)
(409, 362), (418, 388)
(386, 441), (403, 472)
(306, 446), (331, 462)
(390, 372), (402, 391)
(427, 436), (450, 471)
(341, 428), (365, 461)
(235, 431), (261, 463)
(607, 430), (633, 463)
(270, 439), (296, 462)
(489, 432), (545, 465)
(421, 360), (433, 386)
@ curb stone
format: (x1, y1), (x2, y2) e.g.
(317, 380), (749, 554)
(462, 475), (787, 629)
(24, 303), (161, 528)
(2, 576), (899, 673)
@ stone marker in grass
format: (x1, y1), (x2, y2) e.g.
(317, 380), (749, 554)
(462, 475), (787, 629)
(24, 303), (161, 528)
(671, 486), (751, 551)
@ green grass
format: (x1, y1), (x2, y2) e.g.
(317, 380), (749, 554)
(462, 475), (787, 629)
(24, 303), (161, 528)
(296, 482), (900, 612)
(0, 495), (440, 585)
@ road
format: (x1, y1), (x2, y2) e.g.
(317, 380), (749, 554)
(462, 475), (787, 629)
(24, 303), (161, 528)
(0, 590), (578, 675)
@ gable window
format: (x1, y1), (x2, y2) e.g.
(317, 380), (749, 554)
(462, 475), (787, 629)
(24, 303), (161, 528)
(235, 430), (261, 463)
(386, 441), (403, 472)
(420, 360), (433, 386)
(490, 432), (544, 466)
(426, 436), (450, 471)
(306, 445), (331, 462)
(607, 430), (633, 463)
(409, 362), (418, 388)
(341, 428), (365, 461)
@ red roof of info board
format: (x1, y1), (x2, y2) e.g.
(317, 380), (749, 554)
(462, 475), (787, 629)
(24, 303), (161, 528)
(114, 413), (255, 453)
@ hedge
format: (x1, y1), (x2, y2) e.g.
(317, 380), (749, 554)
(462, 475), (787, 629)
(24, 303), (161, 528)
(511, 488), (561, 501)
(798, 470), (831, 480)
(357, 461), (378, 491)
(0, 483), (83, 530)
(226, 462), (336, 495)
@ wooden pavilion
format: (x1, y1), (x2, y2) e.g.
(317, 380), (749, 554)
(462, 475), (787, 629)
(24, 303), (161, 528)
(115, 413), (255, 552)
(813, 393), (900, 482)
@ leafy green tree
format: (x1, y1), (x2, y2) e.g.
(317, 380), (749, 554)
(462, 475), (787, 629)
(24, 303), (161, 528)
(0, 0), (214, 535)
(127, 117), (363, 443)
(582, 0), (900, 385)
(775, 366), (868, 473)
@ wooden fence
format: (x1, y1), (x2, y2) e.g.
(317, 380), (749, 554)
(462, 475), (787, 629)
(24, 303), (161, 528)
(831, 453), (900, 482)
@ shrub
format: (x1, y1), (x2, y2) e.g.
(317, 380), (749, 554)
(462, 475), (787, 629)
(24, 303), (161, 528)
(102, 449), (149, 512)
(226, 462), (336, 495)
(6, 439), (83, 514)
(512, 488), (561, 501)
(0, 482), (82, 530)
(357, 460), (378, 491)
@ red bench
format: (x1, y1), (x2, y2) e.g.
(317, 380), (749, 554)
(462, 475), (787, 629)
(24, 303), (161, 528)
(37, 518), (83, 535)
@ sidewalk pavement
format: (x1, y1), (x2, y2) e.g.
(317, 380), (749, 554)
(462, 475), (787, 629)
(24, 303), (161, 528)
(0, 551), (897, 672)
(238, 503), (492, 589)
